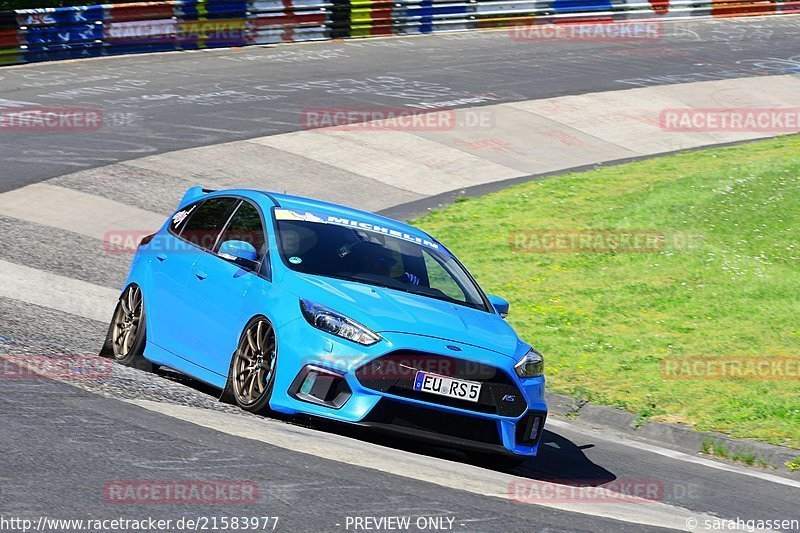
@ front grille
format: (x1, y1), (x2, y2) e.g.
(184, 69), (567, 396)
(355, 351), (527, 417)
(363, 398), (503, 446)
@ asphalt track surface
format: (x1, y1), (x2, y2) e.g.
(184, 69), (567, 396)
(2, 16), (800, 193)
(1, 15), (799, 533)
(0, 360), (665, 533)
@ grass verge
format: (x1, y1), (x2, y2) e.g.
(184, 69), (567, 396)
(699, 438), (773, 469)
(413, 135), (800, 447)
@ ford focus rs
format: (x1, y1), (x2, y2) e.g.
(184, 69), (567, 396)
(103, 187), (547, 465)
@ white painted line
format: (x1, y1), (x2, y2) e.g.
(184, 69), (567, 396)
(0, 183), (165, 242)
(0, 259), (118, 323)
(546, 419), (800, 490)
(126, 399), (745, 532)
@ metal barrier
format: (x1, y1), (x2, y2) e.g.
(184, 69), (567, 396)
(0, 0), (797, 65)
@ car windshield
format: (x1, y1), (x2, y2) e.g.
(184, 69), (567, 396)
(274, 210), (489, 311)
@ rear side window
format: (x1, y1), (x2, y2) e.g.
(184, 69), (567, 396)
(179, 197), (238, 251)
(170, 202), (199, 234)
(215, 202), (267, 262)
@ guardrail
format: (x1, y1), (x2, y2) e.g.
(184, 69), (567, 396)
(0, 0), (798, 65)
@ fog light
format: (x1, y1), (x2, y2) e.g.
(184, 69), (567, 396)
(300, 370), (318, 395)
(529, 416), (542, 440)
(516, 412), (547, 446)
(289, 365), (352, 409)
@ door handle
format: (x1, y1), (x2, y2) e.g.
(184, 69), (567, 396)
(156, 253), (167, 262)
(194, 270), (208, 281)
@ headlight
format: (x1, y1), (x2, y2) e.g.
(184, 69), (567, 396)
(515, 348), (544, 378)
(300, 299), (381, 346)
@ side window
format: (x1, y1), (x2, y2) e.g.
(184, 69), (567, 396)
(170, 202), (199, 235)
(215, 201), (267, 263)
(422, 251), (469, 303)
(180, 197), (238, 251)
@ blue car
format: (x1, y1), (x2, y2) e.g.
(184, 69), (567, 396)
(104, 187), (547, 465)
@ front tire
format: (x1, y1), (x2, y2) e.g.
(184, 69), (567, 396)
(110, 284), (153, 372)
(230, 317), (277, 413)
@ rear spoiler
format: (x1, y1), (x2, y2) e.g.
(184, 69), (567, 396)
(177, 186), (216, 209)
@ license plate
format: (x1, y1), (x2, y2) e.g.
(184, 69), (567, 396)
(413, 371), (482, 403)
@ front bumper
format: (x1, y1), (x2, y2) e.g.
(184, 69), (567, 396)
(269, 318), (548, 456)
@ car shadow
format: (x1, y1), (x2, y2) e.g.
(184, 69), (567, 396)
(305, 419), (616, 485)
(514, 430), (615, 483)
(153, 367), (615, 485)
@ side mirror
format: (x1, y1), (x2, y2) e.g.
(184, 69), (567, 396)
(488, 295), (510, 318)
(218, 240), (258, 268)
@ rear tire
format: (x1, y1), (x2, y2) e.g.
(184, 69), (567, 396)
(230, 317), (277, 414)
(109, 284), (153, 372)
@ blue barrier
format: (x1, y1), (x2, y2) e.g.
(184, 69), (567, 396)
(23, 41), (104, 62)
(403, 3), (469, 17)
(175, 0), (250, 19)
(17, 5), (105, 66)
(419, 0), (434, 33)
(17, 6), (105, 26)
(22, 23), (104, 45)
(551, 0), (613, 13)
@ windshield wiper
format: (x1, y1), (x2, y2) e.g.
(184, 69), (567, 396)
(347, 275), (467, 307)
(346, 275), (409, 293)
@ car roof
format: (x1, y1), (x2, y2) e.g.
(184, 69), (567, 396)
(267, 191), (440, 244)
(204, 188), (441, 248)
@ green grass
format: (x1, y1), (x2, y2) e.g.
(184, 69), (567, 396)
(787, 457), (800, 472)
(699, 439), (773, 469)
(413, 134), (800, 448)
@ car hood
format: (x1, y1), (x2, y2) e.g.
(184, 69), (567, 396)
(284, 273), (521, 359)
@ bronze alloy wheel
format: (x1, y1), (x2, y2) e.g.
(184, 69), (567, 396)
(112, 285), (143, 361)
(232, 318), (277, 411)
(109, 284), (151, 371)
